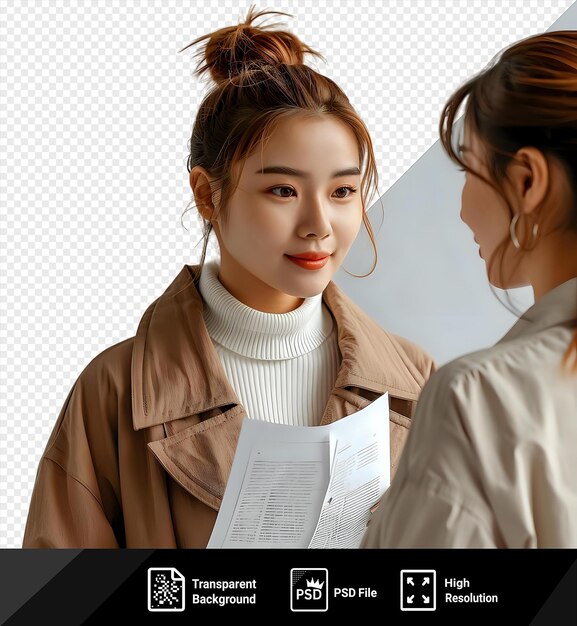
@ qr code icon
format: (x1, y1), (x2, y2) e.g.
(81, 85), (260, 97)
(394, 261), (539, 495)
(147, 567), (185, 612)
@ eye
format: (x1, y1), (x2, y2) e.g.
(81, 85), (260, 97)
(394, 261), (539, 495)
(269, 185), (358, 199)
(334, 186), (358, 199)
(270, 186), (296, 198)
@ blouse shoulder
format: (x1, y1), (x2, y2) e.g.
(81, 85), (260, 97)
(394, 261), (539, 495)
(434, 322), (572, 391)
(413, 323), (575, 446)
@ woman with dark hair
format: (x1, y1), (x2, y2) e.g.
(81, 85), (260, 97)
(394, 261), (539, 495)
(22, 6), (434, 548)
(363, 31), (577, 548)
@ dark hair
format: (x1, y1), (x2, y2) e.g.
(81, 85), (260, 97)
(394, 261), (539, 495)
(178, 5), (381, 278)
(439, 30), (577, 373)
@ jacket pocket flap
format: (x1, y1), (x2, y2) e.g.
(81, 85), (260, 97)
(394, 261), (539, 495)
(147, 405), (245, 511)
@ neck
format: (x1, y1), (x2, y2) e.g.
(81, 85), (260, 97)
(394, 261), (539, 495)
(526, 230), (577, 302)
(217, 251), (305, 314)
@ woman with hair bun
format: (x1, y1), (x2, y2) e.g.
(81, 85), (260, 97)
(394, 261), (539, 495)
(22, 6), (435, 548)
(363, 30), (577, 548)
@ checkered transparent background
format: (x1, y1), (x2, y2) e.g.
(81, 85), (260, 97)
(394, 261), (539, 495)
(1, 0), (572, 547)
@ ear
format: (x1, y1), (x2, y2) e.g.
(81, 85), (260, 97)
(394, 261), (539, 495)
(505, 147), (549, 217)
(189, 166), (219, 222)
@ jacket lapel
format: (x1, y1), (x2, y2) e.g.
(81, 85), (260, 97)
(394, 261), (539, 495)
(320, 280), (429, 409)
(131, 264), (241, 432)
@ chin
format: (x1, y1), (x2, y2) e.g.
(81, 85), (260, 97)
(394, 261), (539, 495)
(291, 286), (327, 299)
(487, 272), (530, 290)
(283, 279), (329, 299)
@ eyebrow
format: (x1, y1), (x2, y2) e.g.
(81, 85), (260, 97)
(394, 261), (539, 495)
(255, 165), (361, 178)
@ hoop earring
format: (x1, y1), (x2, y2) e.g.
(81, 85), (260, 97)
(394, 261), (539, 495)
(510, 213), (539, 251)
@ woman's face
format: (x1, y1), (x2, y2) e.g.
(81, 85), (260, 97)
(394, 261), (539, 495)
(459, 123), (526, 288)
(211, 114), (364, 312)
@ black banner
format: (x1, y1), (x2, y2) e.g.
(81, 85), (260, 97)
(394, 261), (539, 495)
(2, 549), (576, 625)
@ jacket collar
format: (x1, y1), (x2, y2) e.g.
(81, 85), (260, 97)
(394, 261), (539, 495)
(131, 263), (424, 431)
(497, 277), (577, 345)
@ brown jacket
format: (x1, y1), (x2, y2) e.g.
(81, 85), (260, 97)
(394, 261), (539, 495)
(23, 264), (435, 548)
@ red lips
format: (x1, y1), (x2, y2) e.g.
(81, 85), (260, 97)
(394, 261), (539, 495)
(285, 250), (332, 271)
(286, 251), (331, 260)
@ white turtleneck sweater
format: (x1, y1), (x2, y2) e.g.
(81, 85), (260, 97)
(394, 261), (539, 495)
(198, 260), (341, 426)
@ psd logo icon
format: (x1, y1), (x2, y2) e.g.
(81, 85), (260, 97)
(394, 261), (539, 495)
(148, 567), (185, 612)
(290, 568), (328, 612)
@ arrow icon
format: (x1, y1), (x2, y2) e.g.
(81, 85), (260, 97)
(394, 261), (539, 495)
(400, 570), (437, 611)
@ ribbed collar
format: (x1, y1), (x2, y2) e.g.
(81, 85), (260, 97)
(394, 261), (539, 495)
(197, 260), (334, 360)
(497, 277), (577, 344)
(131, 263), (431, 431)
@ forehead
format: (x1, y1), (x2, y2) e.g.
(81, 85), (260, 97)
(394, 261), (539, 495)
(244, 114), (360, 170)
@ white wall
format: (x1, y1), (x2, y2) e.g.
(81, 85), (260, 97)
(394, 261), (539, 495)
(335, 5), (576, 365)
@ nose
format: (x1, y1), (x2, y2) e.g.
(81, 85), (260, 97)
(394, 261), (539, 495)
(297, 194), (332, 240)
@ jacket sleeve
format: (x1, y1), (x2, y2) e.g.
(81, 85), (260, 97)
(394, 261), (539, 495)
(22, 363), (123, 548)
(362, 366), (500, 548)
(22, 458), (120, 548)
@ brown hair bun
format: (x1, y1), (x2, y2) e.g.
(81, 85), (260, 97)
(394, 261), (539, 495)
(179, 4), (325, 83)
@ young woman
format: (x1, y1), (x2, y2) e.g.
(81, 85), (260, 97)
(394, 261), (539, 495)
(362, 31), (577, 548)
(22, 6), (435, 548)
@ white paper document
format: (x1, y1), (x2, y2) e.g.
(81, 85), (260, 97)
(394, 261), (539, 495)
(207, 392), (390, 548)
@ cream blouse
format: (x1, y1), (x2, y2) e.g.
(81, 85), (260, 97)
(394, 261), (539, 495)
(362, 278), (577, 548)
